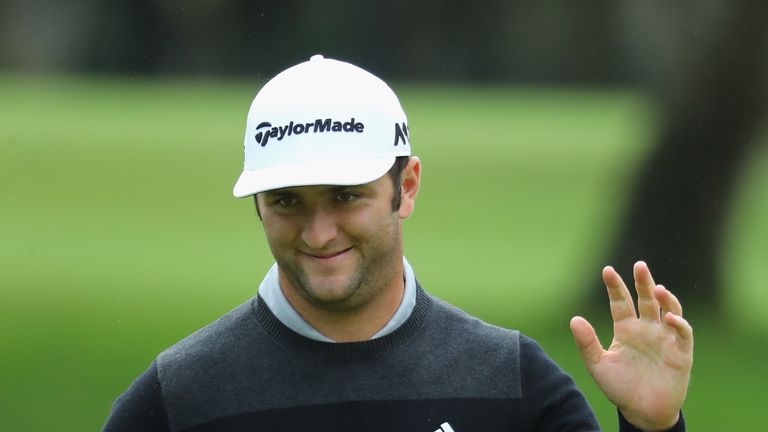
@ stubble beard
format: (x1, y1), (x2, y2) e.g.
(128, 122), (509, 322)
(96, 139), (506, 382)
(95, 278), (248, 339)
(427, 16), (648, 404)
(277, 218), (402, 313)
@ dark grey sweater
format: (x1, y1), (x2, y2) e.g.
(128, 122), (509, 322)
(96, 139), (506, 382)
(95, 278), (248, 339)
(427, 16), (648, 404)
(103, 286), (684, 432)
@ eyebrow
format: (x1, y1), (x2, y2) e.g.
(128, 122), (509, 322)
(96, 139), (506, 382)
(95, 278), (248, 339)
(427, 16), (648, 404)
(328, 185), (357, 193)
(265, 184), (366, 196)
(261, 189), (296, 199)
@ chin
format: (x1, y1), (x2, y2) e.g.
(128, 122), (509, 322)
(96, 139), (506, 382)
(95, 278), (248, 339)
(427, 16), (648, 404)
(304, 277), (361, 304)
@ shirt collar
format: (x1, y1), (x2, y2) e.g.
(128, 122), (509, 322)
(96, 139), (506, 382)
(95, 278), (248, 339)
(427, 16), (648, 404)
(257, 257), (417, 342)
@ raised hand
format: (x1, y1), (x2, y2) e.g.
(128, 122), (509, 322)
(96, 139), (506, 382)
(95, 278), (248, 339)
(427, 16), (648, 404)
(570, 261), (694, 431)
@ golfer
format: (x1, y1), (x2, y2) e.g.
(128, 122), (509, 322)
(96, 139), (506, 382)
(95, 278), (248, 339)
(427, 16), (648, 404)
(104, 55), (693, 432)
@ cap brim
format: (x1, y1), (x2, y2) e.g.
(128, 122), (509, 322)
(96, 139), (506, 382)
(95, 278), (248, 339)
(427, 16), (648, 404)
(233, 156), (396, 198)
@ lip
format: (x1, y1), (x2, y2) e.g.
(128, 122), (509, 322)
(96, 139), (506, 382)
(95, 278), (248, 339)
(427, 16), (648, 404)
(301, 247), (353, 262)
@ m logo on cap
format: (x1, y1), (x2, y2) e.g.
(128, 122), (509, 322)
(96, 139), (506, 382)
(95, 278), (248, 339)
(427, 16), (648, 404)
(394, 122), (409, 146)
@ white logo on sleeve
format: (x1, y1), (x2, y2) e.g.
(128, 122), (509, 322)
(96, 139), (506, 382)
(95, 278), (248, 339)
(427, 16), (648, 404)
(434, 422), (455, 432)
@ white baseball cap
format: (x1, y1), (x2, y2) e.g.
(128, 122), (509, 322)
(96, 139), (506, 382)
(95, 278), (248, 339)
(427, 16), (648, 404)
(233, 54), (411, 198)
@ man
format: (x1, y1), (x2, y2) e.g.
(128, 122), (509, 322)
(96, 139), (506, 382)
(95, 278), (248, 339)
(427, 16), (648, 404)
(104, 55), (693, 432)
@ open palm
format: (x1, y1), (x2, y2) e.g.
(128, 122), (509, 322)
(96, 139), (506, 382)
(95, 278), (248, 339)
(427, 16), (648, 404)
(570, 262), (693, 431)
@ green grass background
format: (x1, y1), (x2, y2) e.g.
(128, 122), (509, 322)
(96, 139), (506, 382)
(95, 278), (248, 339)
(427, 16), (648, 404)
(1, 75), (766, 430)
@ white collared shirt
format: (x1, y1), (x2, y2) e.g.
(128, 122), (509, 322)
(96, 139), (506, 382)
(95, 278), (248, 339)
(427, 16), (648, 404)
(258, 257), (417, 342)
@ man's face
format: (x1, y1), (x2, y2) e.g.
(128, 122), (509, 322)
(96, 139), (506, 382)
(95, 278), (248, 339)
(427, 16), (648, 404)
(256, 160), (419, 314)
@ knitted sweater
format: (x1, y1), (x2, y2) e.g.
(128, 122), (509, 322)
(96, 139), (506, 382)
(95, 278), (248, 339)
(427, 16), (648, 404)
(103, 286), (684, 432)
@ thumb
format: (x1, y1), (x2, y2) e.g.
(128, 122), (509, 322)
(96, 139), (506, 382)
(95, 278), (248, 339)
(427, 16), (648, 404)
(570, 316), (604, 367)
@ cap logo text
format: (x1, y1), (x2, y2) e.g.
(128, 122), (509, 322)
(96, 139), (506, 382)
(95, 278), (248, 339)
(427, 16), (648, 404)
(394, 122), (409, 146)
(255, 118), (364, 147)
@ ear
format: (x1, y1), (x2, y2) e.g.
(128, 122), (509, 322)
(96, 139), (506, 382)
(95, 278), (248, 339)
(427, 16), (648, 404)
(398, 156), (421, 219)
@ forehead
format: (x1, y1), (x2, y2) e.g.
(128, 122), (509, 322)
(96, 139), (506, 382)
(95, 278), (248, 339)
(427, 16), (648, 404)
(260, 173), (390, 197)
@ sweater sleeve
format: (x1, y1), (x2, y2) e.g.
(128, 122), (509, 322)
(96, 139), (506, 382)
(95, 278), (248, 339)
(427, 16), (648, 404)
(618, 409), (686, 432)
(102, 360), (171, 432)
(519, 335), (602, 431)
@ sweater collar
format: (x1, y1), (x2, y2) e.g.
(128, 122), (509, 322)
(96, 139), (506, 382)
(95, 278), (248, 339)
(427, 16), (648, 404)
(257, 257), (418, 342)
(252, 282), (432, 360)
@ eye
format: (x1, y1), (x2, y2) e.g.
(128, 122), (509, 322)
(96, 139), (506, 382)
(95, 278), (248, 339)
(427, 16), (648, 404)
(276, 196), (298, 207)
(335, 191), (359, 203)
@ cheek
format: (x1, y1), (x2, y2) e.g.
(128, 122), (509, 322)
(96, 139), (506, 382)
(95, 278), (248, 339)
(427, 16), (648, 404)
(261, 218), (298, 249)
(344, 210), (399, 244)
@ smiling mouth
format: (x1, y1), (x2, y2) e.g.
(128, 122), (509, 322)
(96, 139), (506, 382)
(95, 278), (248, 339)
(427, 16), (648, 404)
(304, 247), (353, 260)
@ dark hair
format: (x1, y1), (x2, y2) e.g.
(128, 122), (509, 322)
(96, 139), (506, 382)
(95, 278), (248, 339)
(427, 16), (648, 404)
(252, 156), (410, 218)
(388, 156), (410, 211)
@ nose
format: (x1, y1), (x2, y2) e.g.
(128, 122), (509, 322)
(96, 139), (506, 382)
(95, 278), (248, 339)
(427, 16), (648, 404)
(301, 205), (339, 250)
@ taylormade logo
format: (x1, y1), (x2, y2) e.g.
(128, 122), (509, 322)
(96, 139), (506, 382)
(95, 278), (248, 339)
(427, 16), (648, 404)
(254, 118), (364, 147)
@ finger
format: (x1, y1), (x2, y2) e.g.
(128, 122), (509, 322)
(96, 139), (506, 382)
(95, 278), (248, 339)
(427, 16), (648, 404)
(663, 312), (694, 354)
(634, 261), (661, 323)
(603, 266), (637, 322)
(654, 284), (683, 317)
(570, 316), (604, 367)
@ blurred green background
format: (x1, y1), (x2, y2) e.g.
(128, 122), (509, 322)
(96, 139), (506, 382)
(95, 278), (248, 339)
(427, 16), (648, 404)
(1, 75), (766, 431)
(2, 1), (768, 430)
